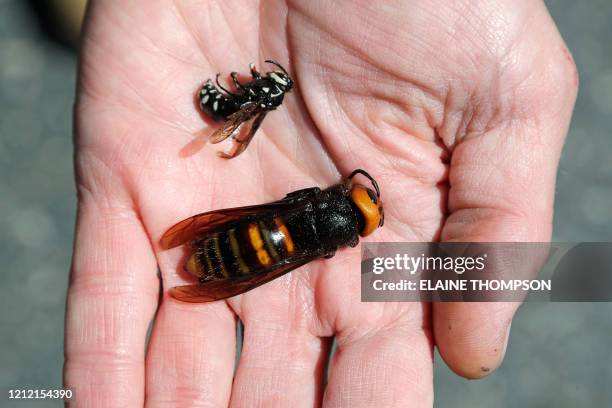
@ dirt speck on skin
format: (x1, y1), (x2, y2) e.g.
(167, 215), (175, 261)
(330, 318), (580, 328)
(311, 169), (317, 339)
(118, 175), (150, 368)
(481, 367), (491, 373)
(560, 45), (579, 87)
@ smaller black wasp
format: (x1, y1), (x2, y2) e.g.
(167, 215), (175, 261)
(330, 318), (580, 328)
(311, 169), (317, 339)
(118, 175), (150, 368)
(183, 60), (293, 159)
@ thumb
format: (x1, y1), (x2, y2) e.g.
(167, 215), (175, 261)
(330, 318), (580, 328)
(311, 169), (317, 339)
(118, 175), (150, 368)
(434, 19), (578, 378)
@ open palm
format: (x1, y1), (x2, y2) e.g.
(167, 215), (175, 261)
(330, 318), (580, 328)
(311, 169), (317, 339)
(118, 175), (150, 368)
(65, 1), (577, 406)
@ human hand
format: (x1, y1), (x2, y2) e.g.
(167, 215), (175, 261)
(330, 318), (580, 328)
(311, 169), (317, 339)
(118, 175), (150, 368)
(64, 1), (577, 406)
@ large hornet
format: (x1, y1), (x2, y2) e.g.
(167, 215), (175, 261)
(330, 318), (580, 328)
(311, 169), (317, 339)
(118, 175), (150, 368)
(160, 170), (384, 302)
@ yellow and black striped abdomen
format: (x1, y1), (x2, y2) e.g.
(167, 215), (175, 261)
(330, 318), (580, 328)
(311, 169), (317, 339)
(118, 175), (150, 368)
(191, 216), (295, 280)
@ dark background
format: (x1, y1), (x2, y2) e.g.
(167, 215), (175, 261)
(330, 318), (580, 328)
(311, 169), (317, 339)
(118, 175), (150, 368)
(1, 0), (611, 406)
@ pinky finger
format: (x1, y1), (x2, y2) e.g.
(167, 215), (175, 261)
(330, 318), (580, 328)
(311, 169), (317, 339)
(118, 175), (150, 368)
(64, 195), (159, 406)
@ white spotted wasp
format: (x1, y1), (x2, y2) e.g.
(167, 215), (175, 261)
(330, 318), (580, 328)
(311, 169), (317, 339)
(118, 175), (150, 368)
(182, 60), (293, 159)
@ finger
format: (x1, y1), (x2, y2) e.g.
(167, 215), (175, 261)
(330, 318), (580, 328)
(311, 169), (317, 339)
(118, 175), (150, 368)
(144, 298), (237, 407)
(435, 7), (578, 378)
(324, 324), (434, 407)
(64, 189), (159, 406)
(230, 290), (330, 407)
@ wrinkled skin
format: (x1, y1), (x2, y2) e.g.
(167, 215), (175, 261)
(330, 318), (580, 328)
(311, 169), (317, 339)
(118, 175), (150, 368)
(64, 1), (577, 406)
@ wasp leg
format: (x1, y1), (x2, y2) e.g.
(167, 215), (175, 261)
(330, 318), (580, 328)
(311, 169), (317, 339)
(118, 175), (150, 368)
(215, 73), (237, 97)
(217, 111), (267, 159)
(217, 128), (253, 159)
(249, 63), (262, 80)
(217, 127), (255, 159)
(348, 236), (360, 248)
(217, 137), (247, 159)
(284, 187), (321, 200)
(324, 251), (336, 259)
(231, 72), (244, 90)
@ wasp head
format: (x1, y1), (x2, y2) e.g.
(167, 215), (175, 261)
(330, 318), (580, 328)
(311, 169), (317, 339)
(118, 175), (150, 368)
(347, 169), (384, 237)
(268, 71), (293, 91)
(265, 60), (293, 92)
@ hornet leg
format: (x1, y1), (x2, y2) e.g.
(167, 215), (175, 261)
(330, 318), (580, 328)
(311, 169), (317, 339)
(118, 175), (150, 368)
(284, 187), (321, 200)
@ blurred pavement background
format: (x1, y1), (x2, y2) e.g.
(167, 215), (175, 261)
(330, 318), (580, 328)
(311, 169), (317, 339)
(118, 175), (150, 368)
(0, 0), (610, 406)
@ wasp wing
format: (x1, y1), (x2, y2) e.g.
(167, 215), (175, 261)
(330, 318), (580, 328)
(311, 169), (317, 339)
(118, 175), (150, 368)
(168, 252), (325, 302)
(209, 102), (260, 144)
(160, 197), (310, 250)
(179, 128), (210, 157)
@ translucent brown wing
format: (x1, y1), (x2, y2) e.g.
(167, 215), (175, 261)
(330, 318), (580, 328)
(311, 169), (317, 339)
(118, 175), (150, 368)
(209, 102), (260, 144)
(179, 128), (210, 157)
(160, 198), (308, 250)
(168, 253), (324, 302)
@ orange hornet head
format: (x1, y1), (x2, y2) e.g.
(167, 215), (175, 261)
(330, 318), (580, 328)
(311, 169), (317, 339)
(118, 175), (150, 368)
(348, 169), (384, 237)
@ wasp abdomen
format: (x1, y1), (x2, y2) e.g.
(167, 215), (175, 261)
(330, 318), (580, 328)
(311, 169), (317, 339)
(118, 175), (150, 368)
(193, 216), (296, 280)
(199, 80), (241, 121)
